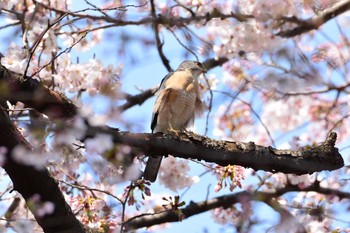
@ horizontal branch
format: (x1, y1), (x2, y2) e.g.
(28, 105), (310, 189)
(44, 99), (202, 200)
(125, 181), (350, 230)
(85, 126), (344, 174)
(125, 190), (251, 230)
(33, 1), (252, 27)
(0, 64), (77, 119)
(278, 0), (350, 37)
(27, 0), (350, 39)
(202, 57), (229, 70)
(118, 88), (158, 112)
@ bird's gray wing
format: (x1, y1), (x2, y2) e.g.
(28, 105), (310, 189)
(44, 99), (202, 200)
(158, 72), (173, 91)
(145, 72), (174, 182)
(151, 72), (173, 132)
(144, 88), (178, 182)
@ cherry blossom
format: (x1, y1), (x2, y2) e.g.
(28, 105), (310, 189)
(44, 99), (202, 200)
(85, 134), (114, 155)
(312, 43), (350, 68)
(12, 145), (49, 170)
(1, 43), (29, 74)
(28, 194), (55, 217)
(252, 0), (297, 20)
(211, 204), (249, 226)
(158, 156), (198, 192)
(213, 165), (245, 192)
(51, 54), (122, 96)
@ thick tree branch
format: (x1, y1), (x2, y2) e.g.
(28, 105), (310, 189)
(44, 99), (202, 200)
(85, 126), (344, 175)
(125, 182), (349, 230)
(278, 0), (350, 37)
(0, 64), (77, 119)
(0, 106), (85, 233)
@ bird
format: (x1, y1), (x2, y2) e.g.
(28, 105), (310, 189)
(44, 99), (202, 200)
(143, 60), (206, 182)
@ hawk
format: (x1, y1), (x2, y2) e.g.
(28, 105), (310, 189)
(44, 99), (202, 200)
(143, 60), (206, 182)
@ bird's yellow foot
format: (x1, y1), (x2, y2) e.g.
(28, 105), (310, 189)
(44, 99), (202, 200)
(168, 126), (181, 137)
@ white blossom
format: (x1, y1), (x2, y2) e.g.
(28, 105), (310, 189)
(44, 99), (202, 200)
(85, 134), (114, 155)
(12, 145), (49, 170)
(1, 43), (28, 74)
(158, 156), (196, 192)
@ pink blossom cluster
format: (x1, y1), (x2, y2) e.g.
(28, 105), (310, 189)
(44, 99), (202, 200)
(1, 43), (30, 74)
(158, 156), (199, 192)
(213, 102), (254, 141)
(69, 196), (118, 232)
(312, 42), (350, 68)
(215, 92), (350, 146)
(50, 54), (123, 97)
(28, 194), (55, 217)
(211, 195), (251, 226)
(213, 165), (245, 192)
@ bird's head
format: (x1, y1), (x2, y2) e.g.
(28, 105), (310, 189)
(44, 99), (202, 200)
(177, 60), (206, 78)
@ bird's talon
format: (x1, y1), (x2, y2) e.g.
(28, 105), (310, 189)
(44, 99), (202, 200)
(169, 127), (181, 137)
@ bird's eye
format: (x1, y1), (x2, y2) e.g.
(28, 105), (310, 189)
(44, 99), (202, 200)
(195, 61), (201, 67)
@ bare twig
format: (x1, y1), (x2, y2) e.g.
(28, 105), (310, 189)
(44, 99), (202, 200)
(150, 0), (172, 72)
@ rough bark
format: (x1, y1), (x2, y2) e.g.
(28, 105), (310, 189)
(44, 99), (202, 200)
(0, 64), (84, 232)
(85, 126), (344, 175)
(0, 64), (77, 119)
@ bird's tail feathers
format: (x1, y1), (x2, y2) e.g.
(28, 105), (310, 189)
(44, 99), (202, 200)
(143, 156), (163, 182)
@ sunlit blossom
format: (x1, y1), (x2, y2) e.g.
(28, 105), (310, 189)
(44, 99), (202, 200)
(1, 43), (28, 74)
(158, 156), (197, 192)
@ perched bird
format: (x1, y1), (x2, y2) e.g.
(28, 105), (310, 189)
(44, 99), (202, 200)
(143, 60), (206, 182)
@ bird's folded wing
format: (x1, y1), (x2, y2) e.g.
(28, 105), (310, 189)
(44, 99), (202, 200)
(151, 88), (179, 132)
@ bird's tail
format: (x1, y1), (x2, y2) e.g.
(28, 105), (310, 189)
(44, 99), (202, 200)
(143, 156), (163, 182)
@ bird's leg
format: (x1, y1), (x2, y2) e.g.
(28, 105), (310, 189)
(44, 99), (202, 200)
(169, 128), (181, 137)
(168, 123), (181, 137)
(181, 128), (190, 135)
(182, 128), (200, 138)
